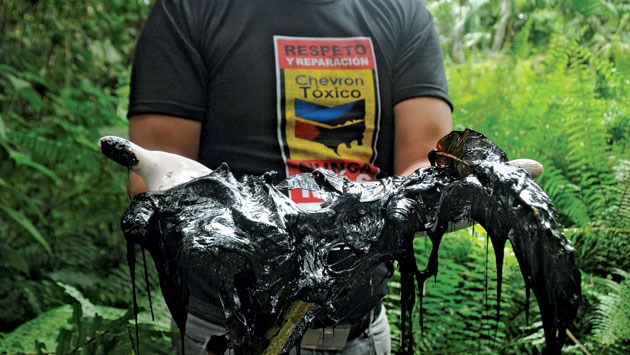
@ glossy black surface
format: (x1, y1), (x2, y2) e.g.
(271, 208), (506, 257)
(119, 129), (580, 354)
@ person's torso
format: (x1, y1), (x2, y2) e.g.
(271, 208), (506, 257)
(173, 0), (435, 323)
(189, 0), (413, 196)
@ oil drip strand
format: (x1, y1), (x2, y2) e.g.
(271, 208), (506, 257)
(120, 129), (581, 354)
(127, 243), (158, 355)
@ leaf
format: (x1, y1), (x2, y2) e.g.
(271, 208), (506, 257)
(0, 243), (30, 274)
(591, 270), (630, 345)
(7, 73), (32, 91)
(0, 305), (74, 353)
(0, 115), (6, 138)
(56, 282), (127, 320)
(0, 204), (52, 254)
(6, 147), (60, 182)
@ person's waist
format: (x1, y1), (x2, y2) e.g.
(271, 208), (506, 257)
(300, 301), (383, 350)
(188, 295), (382, 341)
(188, 295), (227, 325)
(346, 300), (382, 340)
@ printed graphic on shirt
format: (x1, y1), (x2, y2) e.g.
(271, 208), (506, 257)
(275, 36), (381, 206)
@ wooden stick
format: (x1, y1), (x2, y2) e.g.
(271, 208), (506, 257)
(262, 300), (314, 355)
(566, 329), (591, 355)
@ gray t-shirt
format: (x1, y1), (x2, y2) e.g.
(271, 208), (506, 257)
(128, 0), (451, 324)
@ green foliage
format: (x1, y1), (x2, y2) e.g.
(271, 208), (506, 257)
(590, 269), (630, 348)
(0, 285), (173, 354)
(385, 228), (547, 354)
(437, 15), (628, 354)
(1, 0), (628, 353)
(383, 8), (629, 353)
(0, 0), (151, 337)
(428, 0), (629, 64)
(448, 29), (629, 273)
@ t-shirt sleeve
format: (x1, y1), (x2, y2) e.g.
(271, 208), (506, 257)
(392, 1), (452, 111)
(127, 0), (208, 120)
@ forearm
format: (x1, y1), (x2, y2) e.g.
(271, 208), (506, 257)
(393, 97), (453, 176)
(127, 114), (202, 197)
(127, 172), (147, 198)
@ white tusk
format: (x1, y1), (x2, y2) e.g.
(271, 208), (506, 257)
(509, 159), (544, 179)
(99, 136), (212, 191)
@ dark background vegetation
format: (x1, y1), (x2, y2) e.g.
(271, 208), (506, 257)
(1, 0), (628, 353)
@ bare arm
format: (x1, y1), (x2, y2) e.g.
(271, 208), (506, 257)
(393, 97), (453, 176)
(127, 114), (202, 196)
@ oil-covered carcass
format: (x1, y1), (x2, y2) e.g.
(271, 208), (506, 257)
(100, 129), (581, 354)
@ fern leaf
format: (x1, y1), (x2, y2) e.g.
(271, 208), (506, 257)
(591, 269), (630, 346)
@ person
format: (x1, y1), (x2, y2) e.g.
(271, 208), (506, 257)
(126, 0), (452, 353)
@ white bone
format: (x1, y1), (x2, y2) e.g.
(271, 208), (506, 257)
(509, 158), (544, 179)
(99, 136), (212, 191)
